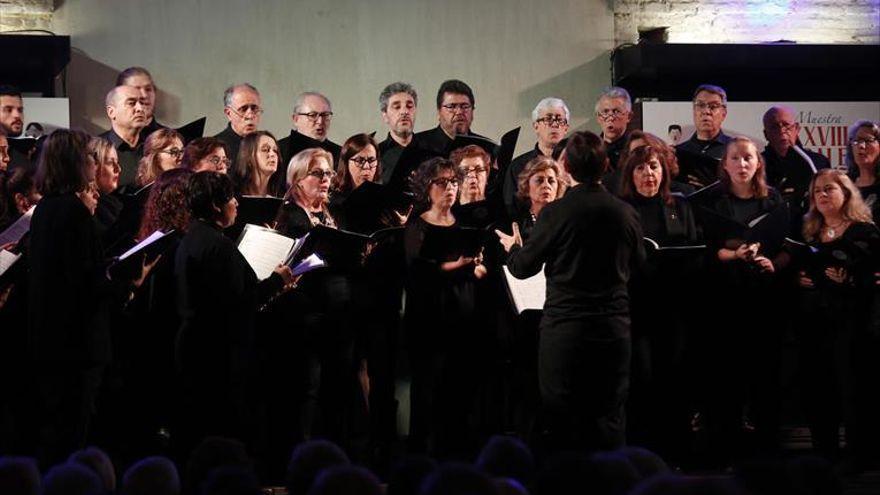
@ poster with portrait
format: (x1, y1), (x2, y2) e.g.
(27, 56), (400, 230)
(18, 97), (71, 139)
(642, 101), (880, 170)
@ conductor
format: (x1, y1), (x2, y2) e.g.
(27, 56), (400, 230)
(497, 131), (644, 453)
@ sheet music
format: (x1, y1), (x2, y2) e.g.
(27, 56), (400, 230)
(237, 224), (295, 280)
(292, 253), (325, 276)
(0, 249), (21, 278)
(0, 205), (35, 246)
(118, 230), (172, 261)
(502, 265), (546, 314)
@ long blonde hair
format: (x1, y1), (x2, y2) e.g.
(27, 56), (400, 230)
(802, 168), (873, 242)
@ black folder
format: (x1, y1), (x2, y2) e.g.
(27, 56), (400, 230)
(676, 148), (720, 189)
(698, 203), (790, 254)
(176, 117), (206, 144)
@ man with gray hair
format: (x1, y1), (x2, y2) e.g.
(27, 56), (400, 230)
(675, 84), (734, 187)
(276, 91), (342, 192)
(502, 97), (570, 219)
(214, 83), (262, 171)
(377, 82), (419, 183)
(595, 87), (634, 171)
(99, 85), (148, 187)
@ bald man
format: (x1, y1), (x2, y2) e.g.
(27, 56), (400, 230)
(99, 85), (148, 188)
(762, 105), (830, 236)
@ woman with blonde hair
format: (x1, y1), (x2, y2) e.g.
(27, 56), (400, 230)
(135, 128), (184, 187)
(274, 147), (357, 447)
(515, 155), (566, 240)
(796, 168), (879, 464)
(698, 135), (789, 462)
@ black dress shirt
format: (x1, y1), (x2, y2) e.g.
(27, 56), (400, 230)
(99, 128), (144, 190)
(506, 183), (645, 322)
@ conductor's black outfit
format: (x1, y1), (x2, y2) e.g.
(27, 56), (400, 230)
(505, 183), (644, 453)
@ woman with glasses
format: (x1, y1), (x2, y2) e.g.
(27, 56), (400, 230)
(274, 148), (358, 451)
(796, 168), (879, 465)
(404, 157), (487, 458)
(231, 131), (280, 197)
(135, 128), (184, 188)
(846, 120), (880, 220)
(181, 137), (230, 174)
(174, 171), (293, 458)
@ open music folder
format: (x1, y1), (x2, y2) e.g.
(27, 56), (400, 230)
(502, 264), (546, 314)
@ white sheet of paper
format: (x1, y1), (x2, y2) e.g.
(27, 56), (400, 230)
(0, 249), (22, 278)
(237, 224), (295, 280)
(502, 265), (546, 314)
(0, 205), (35, 246)
(118, 230), (171, 261)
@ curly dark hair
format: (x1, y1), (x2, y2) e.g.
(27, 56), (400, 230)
(187, 171), (235, 222)
(409, 157), (461, 210)
(138, 168), (192, 240)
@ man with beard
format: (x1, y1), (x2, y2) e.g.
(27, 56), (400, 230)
(0, 86), (31, 172)
(377, 82), (418, 184)
(99, 85), (148, 188)
(503, 97), (570, 219)
(415, 79), (487, 156)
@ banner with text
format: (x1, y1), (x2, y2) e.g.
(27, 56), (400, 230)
(642, 101), (880, 169)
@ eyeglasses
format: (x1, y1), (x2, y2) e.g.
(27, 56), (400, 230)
(227, 104), (263, 119)
(160, 148), (184, 158)
(430, 177), (459, 188)
(766, 122), (797, 133)
(596, 109), (627, 120)
(693, 102), (726, 113)
(851, 137), (878, 147)
(460, 166), (487, 176)
(350, 156), (378, 169)
(296, 111), (334, 122)
(307, 170), (336, 180)
(259, 145), (279, 155)
(537, 115), (568, 126)
(441, 103), (472, 112)
(206, 156), (230, 167)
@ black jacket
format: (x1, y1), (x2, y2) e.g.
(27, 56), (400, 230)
(506, 183), (645, 322)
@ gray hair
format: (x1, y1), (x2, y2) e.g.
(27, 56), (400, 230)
(692, 84), (728, 105)
(532, 97), (571, 123)
(594, 87), (632, 113)
(379, 82), (418, 113)
(293, 91), (332, 114)
(223, 83), (259, 108)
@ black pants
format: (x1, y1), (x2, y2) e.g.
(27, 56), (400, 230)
(538, 314), (631, 454)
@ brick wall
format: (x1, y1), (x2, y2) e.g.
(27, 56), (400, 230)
(614, 0), (880, 45)
(0, 0), (53, 31)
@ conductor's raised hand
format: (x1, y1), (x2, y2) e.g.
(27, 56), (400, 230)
(495, 222), (523, 253)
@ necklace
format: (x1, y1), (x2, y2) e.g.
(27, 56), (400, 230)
(824, 219), (848, 239)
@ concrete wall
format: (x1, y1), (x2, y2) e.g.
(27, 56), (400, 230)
(43, 0), (615, 155)
(614, 0), (880, 45)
